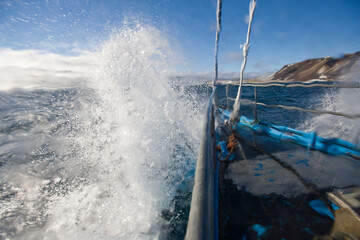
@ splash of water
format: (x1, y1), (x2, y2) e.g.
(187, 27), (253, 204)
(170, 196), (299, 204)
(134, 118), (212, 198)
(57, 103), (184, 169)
(300, 66), (360, 143)
(0, 24), (204, 239)
(303, 88), (360, 142)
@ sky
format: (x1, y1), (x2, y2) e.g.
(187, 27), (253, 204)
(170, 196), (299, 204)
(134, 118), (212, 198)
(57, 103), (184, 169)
(0, 0), (359, 77)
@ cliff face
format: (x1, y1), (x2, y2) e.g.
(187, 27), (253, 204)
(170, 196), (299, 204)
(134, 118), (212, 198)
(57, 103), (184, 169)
(271, 51), (360, 82)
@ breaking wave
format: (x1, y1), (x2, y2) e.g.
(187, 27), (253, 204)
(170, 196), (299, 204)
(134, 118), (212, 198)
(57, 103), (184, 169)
(0, 24), (205, 239)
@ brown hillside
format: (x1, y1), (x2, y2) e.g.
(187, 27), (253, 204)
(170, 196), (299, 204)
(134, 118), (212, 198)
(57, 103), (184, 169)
(271, 51), (360, 82)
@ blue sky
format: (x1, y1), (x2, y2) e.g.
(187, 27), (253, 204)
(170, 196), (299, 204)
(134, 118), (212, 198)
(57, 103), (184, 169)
(0, 0), (359, 75)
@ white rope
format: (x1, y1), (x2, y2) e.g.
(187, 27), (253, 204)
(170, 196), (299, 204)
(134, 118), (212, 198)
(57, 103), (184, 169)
(212, 0), (223, 88)
(232, 0), (256, 119)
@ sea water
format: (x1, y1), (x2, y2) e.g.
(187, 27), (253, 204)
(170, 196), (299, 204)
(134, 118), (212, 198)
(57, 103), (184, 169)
(1, 24), (360, 239)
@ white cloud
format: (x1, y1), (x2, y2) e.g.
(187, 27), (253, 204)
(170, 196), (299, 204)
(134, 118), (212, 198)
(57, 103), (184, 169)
(225, 51), (243, 63)
(0, 48), (95, 91)
(244, 14), (250, 24)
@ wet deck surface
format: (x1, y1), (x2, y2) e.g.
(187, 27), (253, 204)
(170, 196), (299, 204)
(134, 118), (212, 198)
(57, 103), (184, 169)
(218, 181), (333, 239)
(216, 123), (360, 239)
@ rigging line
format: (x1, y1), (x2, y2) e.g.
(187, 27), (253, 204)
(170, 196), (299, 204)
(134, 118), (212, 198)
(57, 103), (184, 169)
(232, 98), (360, 119)
(232, 0), (256, 119)
(226, 84), (229, 108)
(212, 0), (223, 88)
(217, 81), (360, 89)
(252, 86), (258, 144)
(253, 86), (258, 122)
(234, 132), (335, 214)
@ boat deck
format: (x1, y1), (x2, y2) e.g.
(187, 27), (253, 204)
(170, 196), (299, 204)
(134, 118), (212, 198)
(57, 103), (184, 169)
(216, 122), (360, 239)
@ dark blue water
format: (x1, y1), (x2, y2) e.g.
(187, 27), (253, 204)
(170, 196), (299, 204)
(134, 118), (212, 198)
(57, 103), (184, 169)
(216, 83), (331, 128)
